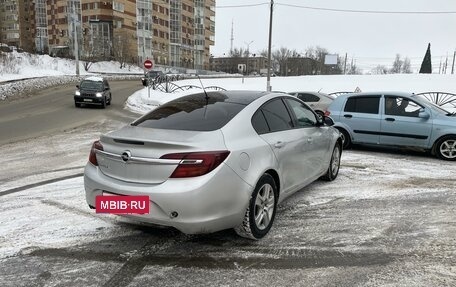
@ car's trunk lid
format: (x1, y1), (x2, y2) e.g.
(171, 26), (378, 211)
(96, 125), (226, 184)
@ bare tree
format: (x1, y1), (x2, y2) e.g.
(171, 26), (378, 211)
(272, 47), (293, 75)
(390, 54), (403, 73)
(372, 65), (389, 75)
(402, 57), (412, 73)
(113, 31), (135, 69)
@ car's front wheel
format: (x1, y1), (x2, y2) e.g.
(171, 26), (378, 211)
(435, 136), (456, 161)
(235, 174), (278, 240)
(321, 143), (341, 181)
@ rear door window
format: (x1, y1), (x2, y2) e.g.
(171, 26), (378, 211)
(261, 99), (294, 132)
(344, 96), (380, 114)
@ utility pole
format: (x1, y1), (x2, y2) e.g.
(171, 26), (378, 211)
(73, 3), (80, 76)
(245, 40), (253, 75)
(230, 20), (234, 53)
(451, 50), (455, 74)
(266, 0), (274, 92)
(343, 53), (347, 74)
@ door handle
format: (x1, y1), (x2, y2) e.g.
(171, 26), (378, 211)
(385, 118), (395, 122)
(274, 141), (285, 149)
(343, 114), (353, 118)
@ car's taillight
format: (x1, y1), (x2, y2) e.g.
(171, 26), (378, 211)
(324, 110), (331, 117)
(89, 140), (103, 166)
(160, 151), (230, 178)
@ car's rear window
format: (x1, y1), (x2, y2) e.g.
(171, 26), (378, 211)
(132, 93), (246, 131)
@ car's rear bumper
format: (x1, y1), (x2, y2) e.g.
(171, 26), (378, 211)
(84, 163), (253, 234)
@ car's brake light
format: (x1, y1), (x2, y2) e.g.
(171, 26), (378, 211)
(160, 151), (230, 178)
(324, 110), (331, 117)
(89, 140), (103, 166)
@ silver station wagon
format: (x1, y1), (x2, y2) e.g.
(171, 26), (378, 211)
(326, 92), (456, 160)
(85, 91), (342, 239)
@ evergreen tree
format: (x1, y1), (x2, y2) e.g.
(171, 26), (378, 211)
(419, 43), (432, 73)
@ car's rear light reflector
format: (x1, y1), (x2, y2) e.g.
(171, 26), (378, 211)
(324, 110), (331, 117)
(160, 151), (230, 178)
(89, 140), (104, 166)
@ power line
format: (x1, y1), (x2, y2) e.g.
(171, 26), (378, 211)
(275, 3), (456, 14)
(216, 3), (269, 9)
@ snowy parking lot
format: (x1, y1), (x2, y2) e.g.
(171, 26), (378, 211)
(1, 122), (455, 286)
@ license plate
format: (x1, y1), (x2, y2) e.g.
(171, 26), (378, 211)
(83, 99), (93, 102)
(96, 195), (150, 214)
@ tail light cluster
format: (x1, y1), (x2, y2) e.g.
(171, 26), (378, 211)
(160, 151), (230, 178)
(89, 140), (104, 166)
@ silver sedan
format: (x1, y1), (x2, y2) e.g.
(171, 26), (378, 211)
(84, 91), (342, 239)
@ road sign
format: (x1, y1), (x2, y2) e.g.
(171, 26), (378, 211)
(144, 59), (153, 70)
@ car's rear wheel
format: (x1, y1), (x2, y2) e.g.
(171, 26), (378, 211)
(321, 143), (341, 181)
(337, 128), (351, 149)
(435, 136), (456, 161)
(234, 174), (278, 240)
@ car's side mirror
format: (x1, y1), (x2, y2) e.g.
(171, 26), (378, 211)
(76, 85), (79, 89)
(323, 116), (335, 126)
(316, 115), (335, 126)
(419, 109), (430, 119)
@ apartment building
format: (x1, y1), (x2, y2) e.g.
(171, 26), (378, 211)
(0, 0), (35, 52)
(1, 0), (215, 70)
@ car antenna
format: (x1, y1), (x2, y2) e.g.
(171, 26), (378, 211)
(197, 75), (210, 100)
(318, 88), (323, 93)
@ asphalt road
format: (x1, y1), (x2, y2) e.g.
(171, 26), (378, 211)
(1, 149), (455, 287)
(0, 80), (141, 145)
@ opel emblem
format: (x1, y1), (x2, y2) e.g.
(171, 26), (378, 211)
(121, 151), (131, 163)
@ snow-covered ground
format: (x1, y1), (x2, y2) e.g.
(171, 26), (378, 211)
(126, 74), (456, 113)
(0, 51), (143, 82)
(1, 56), (456, 284)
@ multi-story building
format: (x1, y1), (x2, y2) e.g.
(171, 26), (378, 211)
(211, 56), (269, 75)
(0, 0), (35, 52)
(1, 0), (215, 70)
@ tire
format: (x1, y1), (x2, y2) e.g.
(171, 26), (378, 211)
(101, 98), (107, 109)
(75, 102), (81, 108)
(234, 174), (278, 240)
(321, 143), (342, 181)
(107, 94), (112, 105)
(435, 136), (456, 161)
(337, 128), (351, 149)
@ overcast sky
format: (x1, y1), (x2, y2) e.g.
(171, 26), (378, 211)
(212, 0), (456, 72)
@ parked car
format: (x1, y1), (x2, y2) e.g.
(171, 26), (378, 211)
(74, 76), (112, 108)
(288, 91), (335, 117)
(141, 70), (165, 86)
(326, 92), (456, 160)
(84, 91), (342, 239)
